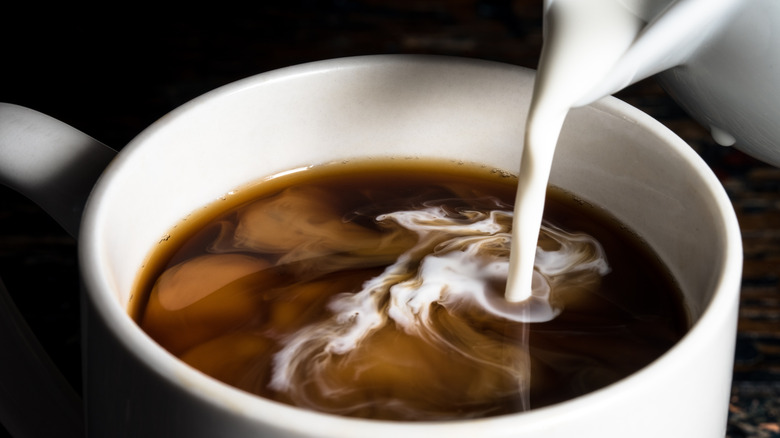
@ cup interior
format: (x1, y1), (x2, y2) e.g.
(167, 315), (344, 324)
(81, 55), (741, 437)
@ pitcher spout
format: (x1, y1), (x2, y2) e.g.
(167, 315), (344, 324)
(568, 0), (745, 107)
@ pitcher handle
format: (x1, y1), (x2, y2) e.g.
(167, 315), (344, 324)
(0, 103), (117, 437)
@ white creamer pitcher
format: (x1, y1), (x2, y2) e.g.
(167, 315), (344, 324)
(549, 0), (780, 166)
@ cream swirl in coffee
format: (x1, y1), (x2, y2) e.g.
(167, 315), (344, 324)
(134, 161), (686, 420)
(267, 204), (609, 414)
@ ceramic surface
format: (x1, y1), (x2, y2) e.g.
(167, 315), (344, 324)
(78, 55), (742, 437)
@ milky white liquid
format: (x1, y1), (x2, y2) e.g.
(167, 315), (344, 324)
(505, 0), (646, 302)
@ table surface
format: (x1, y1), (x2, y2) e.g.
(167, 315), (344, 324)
(1, 2), (778, 437)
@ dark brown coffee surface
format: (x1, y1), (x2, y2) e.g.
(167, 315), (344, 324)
(130, 159), (688, 421)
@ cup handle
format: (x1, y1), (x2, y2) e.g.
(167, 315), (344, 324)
(0, 103), (117, 437)
(0, 103), (117, 237)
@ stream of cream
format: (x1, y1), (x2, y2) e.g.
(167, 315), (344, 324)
(505, 0), (645, 301)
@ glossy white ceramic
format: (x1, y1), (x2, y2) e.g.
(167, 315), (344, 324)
(75, 55), (741, 437)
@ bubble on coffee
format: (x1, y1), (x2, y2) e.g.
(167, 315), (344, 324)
(133, 161), (687, 421)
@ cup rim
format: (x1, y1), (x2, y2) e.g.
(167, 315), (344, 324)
(79, 54), (742, 436)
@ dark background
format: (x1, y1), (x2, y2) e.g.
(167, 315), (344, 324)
(1, 1), (778, 436)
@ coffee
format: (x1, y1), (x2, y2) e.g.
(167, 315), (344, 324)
(130, 159), (688, 421)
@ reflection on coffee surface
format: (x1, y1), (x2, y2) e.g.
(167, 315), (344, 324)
(131, 159), (688, 421)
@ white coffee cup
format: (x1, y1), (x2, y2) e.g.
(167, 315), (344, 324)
(0, 55), (741, 437)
